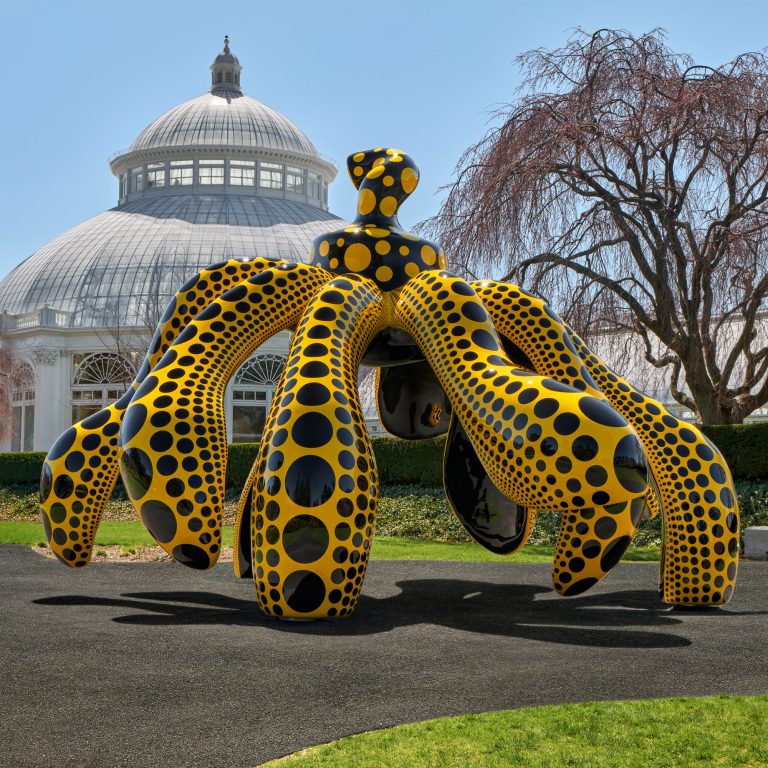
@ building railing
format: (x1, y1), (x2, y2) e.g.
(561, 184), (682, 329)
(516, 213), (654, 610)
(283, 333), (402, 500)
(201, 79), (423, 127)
(1, 306), (71, 331)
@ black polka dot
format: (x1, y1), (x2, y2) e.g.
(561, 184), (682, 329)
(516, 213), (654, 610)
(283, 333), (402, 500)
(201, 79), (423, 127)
(48, 428), (76, 460)
(533, 398), (559, 418)
(140, 499), (177, 543)
(291, 413), (333, 448)
(613, 435), (647, 493)
(594, 516), (617, 540)
(157, 455), (178, 476)
(121, 447), (153, 501)
(296, 383), (331, 406)
(572, 435), (599, 461)
(562, 577), (598, 596)
(39, 463), (52, 503)
(150, 431), (173, 453)
(53, 475), (74, 499)
(578, 397), (628, 427)
(49, 503), (66, 524)
(600, 535), (632, 572)
(285, 457), (335, 507)
(282, 570), (326, 613)
(81, 409), (111, 430)
(553, 413), (580, 435)
(471, 329), (498, 351)
(172, 544), (210, 570)
(121, 405), (147, 445)
(461, 302), (487, 322)
(64, 451), (85, 472)
(283, 515), (330, 563)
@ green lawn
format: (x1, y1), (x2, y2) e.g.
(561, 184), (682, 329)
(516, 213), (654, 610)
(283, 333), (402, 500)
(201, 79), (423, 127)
(263, 695), (768, 767)
(0, 520), (659, 562)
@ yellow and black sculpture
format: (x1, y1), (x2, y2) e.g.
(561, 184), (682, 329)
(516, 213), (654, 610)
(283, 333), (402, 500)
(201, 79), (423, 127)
(40, 149), (740, 618)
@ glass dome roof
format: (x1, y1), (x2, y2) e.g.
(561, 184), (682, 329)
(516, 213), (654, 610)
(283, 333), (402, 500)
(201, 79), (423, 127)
(0, 38), (347, 330)
(128, 92), (319, 156)
(0, 195), (344, 328)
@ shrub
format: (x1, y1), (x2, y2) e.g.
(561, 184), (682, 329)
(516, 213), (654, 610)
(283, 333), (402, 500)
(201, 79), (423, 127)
(700, 422), (768, 480)
(0, 452), (47, 486)
(371, 436), (445, 486)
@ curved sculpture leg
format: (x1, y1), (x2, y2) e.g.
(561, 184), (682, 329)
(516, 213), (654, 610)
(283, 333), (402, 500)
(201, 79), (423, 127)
(473, 279), (659, 519)
(233, 361), (291, 580)
(393, 271), (648, 594)
(564, 325), (740, 605)
(118, 263), (331, 569)
(252, 276), (384, 619)
(40, 257), (282, 567)
(443, 413), (535, 554)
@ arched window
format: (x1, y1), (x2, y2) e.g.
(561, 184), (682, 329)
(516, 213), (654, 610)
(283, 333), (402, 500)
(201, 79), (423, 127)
(11, 362), (35, 451)
(216, 72), (223, 83)
(71, 353), (135, 424)
(230, 354), (286, 442)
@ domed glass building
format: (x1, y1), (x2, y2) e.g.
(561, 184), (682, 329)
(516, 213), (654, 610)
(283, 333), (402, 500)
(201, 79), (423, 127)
(0, 38), (362, 452)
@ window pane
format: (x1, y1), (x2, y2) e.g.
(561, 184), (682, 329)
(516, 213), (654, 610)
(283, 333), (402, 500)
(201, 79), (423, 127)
(259, 165), (284, 189)
(286, 169), (305, 193)
(230, 167), (255, 186)
(170, 168), (193, 185)
(146, 170), (166, 188)
(11, 406), (21, 452)
(200, 159), (224, 165)
(232, 404), (267, 442)
(72, 404), (100, 424)
(23, 405), (34, 451)
(200, 167), (224, 185)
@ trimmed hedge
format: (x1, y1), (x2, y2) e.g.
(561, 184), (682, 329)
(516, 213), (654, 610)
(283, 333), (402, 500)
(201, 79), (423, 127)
(0, 452), (47, 486)
(1, 419), (766, 492)
(701, 422), (768, 481)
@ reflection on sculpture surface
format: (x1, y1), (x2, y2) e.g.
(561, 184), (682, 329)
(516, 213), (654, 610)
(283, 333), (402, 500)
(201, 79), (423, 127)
(40, 149), (740, 618)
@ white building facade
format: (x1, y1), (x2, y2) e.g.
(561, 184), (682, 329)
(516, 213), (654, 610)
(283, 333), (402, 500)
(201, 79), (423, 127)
(0, 39), (386, 453)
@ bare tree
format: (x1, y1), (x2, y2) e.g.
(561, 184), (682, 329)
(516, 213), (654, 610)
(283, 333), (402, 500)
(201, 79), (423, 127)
(427, 28), (768, 424)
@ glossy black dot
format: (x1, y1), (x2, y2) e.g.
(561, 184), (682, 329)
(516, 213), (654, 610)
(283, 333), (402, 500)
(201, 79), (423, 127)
(578, 397), (628, 428)
(562, 577), (598, 596)
(172, 544), (211, 570)
(533, 398), (559, 418)
(53, 475), (74, 499)
(292, 413), (333, 448)
(140, 499), (177, 543)
(553, 413), (580, 436)
(594, 516), (618, 540)
(81, 409), (110, 430)
(300, 361), (330, 378)
(542, 379), (573, 393)
(285, 457), (336, 507)
(121, 405), (147, 445)
(452, 281), (475, 296)
(64, 451), (85, 473)
(296, 383), (331, 406)
(572, 435), (599, 461)
(461, 302), (487, 322)
(121, 447), (153, 500)
(48, 428), (77, 460)
(39, 463), (53, 503)
(49, 503), (67, 524)
(156, 455), (178, 476)
(282, 570), (326, 613)
(150, 431), (173, 453)
(586, 466), (608, 487)
(283, 515), (330, 563)
(471, 329), (498, 351)
(600, 535), (632, 572)
(613, 434), (647, 493)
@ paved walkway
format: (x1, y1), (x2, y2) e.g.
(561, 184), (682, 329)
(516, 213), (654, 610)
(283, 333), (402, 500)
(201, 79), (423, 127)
(1, 544), (767, 767)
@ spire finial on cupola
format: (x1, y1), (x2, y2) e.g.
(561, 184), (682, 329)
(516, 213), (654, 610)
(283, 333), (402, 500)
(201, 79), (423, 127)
(210, 35), (242, 95)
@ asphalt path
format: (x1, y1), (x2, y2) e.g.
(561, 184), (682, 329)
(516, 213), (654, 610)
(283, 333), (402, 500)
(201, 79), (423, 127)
(1, 544), (767, 767)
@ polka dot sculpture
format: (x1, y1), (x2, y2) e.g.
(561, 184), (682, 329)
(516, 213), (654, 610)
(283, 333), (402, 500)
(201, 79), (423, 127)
(39, 148), (740, 618)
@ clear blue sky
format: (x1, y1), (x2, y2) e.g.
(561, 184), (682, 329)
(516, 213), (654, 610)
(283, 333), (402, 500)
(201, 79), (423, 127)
(2, 0), (767, 281)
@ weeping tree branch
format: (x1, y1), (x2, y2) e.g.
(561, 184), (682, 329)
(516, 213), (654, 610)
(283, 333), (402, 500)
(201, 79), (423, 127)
(424, 27), (768, 424)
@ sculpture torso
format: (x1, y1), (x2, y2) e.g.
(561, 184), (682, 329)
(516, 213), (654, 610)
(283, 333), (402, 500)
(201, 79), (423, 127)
(310, 148), (447, 292)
